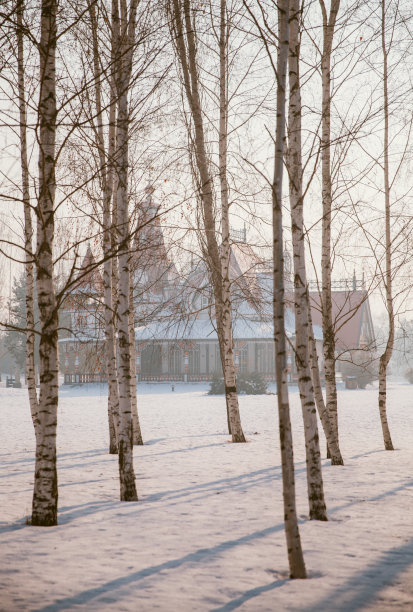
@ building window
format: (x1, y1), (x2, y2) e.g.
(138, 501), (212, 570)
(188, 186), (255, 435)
(255, 342), (274, 375)
(239, 344), (248, 373)
(141, 344), (162, 376)
(188, 344), (200, 374)
(168, 344), (183, 375)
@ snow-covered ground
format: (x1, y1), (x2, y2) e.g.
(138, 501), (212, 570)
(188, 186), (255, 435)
(1, 381), (413, 611)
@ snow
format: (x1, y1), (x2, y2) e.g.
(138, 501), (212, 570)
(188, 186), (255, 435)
(1, 381), (413, 611)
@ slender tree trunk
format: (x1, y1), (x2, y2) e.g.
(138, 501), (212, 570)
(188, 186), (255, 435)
(129, 268), (143, 445)
(288, 0), (327, 520)
(218, 0), (241, 439)
(113, 0), (138, 500)
(307, 306), (343, 464)
(171, 0), (245, 442)
(111, 187), (121, 441)
(31, 0), (59, 526)
(319, 0), (340, 458)
(378, 0), (394, 451)
(16, 0), (39, 430)
(273, 0), (306, 578)
(89, 4), (119, 454)
(89, 5), (119, 455)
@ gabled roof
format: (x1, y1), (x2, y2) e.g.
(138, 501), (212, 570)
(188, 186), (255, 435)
(135, 309), (298, 342)
(72, 246), (103, 294)
(230, 243), (264, 308)
(309, 289), (375, 351)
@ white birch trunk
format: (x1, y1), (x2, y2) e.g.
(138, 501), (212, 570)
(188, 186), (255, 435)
(319, 0), (340, 457)
(378, 0), (394, 451)
(31, 0), (59, 526)
(89, 4), (119, 454)
(307, 306), (343, 465)
(113, 0), (138, 500)
(217, 0), (243, 439)
(273, 0), (306, 578)
(288, 0), (327, 520)
(16, 0), (39, 431)
(129, 269), (143, 445)
(171, 0), (245, 442)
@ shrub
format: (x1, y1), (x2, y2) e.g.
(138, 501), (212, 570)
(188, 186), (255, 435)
(208, 371), (268, 395)
(208, 373), (225, 395)
(404, 368), (413, 384)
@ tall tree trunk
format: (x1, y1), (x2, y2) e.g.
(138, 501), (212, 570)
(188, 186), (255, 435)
(16, 0), (39, 431)
(273, 0), (306, 578)
(307, 306), (343, 465)
(319, 0), (340, 458)
(129, 268), (143, 445)
(218, 0), (240, 439)
(171, 0), (245, 442)
(31, 0), (59, 526)
(89, 3), (119, 454)
(113, 0), (138, 501)
(378, 0), (394, 451)
(288, 0), (327, 520)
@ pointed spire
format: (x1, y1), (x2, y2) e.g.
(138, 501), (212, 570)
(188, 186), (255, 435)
(75, 245), (103, 293)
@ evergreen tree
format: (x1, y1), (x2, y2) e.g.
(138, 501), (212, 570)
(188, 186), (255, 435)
(4, 274), (39, 377)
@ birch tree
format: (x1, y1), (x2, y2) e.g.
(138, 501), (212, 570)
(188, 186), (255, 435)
(31, 0), (59, 525)
(89, 2), (119, 454)
(307, 303), (343, 464)
(319, 0), (340, 458)
(376, 0), (394, 451)
(272, 0), (307, 578)
(169, 0), (246, 443)
(129, 269), (143, 445)
(112, 0), (138, 499)
(287, 0), (328, 519)
(16, 0), (39, 431)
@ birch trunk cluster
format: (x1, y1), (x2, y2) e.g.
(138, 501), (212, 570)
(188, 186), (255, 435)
(89, 0), (143, 459)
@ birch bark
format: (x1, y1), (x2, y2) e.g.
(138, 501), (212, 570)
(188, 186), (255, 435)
(31, 0), (59, 526)
(16, 0), (39, 432)
(170, 0), (245, 442)
(307, 305), (343, 464)
(288, 0), (327, 520)
(273, 0), (306, 577)
(378, 0), (394, 451)
(319, 0), (340, 457)
(217, 0), (242, 439)
(129, 268), (143, 445)
(89, 4), (119, 454)
(113, 0), (138, 500)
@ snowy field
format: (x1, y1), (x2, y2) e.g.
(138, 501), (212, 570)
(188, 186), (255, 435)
(1, 381), (413, 612)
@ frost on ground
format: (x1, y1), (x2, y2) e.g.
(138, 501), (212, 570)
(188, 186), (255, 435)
(1, 381), (413, 611)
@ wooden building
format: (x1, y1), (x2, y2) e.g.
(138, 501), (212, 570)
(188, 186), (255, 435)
(59, 188), (374, 385)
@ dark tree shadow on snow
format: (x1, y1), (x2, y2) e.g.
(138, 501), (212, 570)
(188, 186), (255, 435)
(304, 537), (413, 612)
(211, 579), (287, 611)
(32, 524), (285, 612)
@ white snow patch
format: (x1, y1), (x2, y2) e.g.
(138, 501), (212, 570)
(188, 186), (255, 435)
(1, 382), (413, 611)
